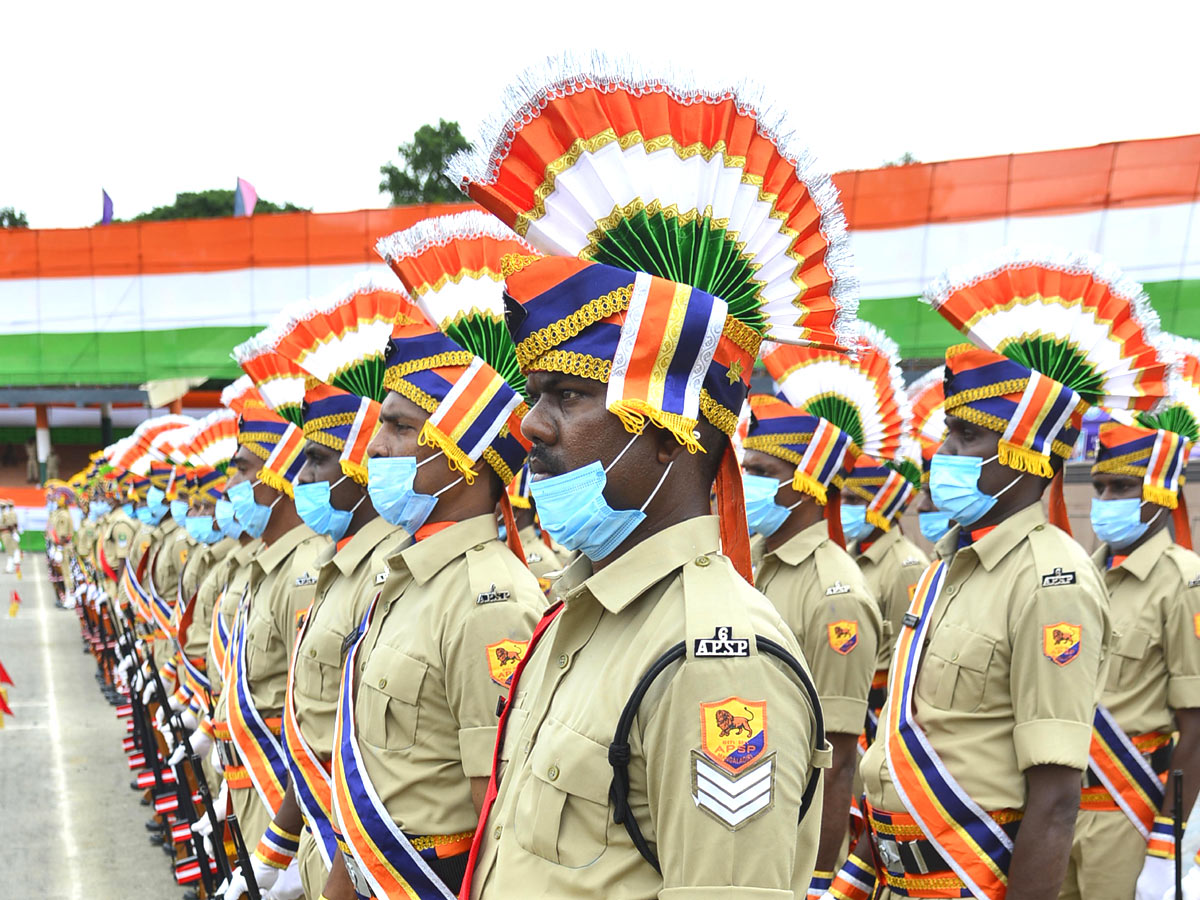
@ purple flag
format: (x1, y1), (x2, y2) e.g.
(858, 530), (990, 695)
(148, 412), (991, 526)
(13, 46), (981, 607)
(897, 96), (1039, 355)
(233, 177), (257, 217)
(101, 190), (113, 225)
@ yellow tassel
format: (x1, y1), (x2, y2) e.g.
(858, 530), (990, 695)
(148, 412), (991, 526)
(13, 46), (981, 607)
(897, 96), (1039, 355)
(1142, 483), (1179, 510)
(340, 460), (369, 488)
(997, 440), (1056, 478)
(258, 467), (294, 498)
(791, 470), (828, 506)
(418, 421), (479, 484)
(866, 509), (893, 532)
(607, 400), (704, 454)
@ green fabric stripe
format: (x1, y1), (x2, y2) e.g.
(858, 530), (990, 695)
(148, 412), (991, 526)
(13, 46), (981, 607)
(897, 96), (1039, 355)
(3, 279), (1197, 386)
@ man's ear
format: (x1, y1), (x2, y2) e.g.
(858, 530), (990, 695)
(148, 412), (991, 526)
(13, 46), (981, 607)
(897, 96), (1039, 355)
(652, 425), (691, 465)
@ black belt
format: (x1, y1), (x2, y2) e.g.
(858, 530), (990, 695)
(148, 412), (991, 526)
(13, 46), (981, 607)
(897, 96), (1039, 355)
(872, 817), (1021, 879)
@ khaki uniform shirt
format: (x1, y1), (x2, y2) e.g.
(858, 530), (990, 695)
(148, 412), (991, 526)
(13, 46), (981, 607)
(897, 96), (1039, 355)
(757, 519), (883, 735)
(517, 524), (571, 593)
(99, 510), (138, 568)
(349, 514), (542, 837)
(74, 520), (98, 562)
(1093, 528), (1200, 736)
(472, 515), (826, 900)
(178, 537), (239, 661)
(210, 538), (265, 716)
(293, 516), (410, 761)
(148, 517), (184, 603)
(860, 502), (1110, 813)
(48, 507), (74, 543)
(853, 528), (929, 672)
(242, 524), (331, 717)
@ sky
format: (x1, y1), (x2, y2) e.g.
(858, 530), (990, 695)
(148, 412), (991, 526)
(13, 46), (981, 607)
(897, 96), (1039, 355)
(3, 0), (1197, 230)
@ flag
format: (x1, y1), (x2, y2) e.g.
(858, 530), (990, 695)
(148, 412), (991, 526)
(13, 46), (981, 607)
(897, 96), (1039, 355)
(0, 659), (11, 685)
(233, 177), (257, 217)
(8, 590), (19, 618)
(0, 686), (11, 718)
(101, 190), (113, 225)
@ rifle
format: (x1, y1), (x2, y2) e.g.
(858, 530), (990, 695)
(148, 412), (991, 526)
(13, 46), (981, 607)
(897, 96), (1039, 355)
(226, 812), (262, 900)
(1175, 768), (1184, 900)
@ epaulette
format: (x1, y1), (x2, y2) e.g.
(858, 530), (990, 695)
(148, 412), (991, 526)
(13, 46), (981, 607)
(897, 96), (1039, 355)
(464, 539), (519, 607)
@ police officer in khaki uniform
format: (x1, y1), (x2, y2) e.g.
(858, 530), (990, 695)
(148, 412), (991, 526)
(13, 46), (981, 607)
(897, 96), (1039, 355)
(506, 471), (572, 595)
(1058, 412), (1200, 900)
(831, 251), (1169, 898)
(742, 393), (882, 886)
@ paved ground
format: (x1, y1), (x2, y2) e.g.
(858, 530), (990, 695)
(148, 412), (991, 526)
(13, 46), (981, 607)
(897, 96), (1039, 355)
(0, 554), (183, 900)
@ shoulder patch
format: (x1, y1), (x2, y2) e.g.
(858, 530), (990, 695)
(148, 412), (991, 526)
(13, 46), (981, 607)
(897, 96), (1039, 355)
(827, 620), (859, 655)
(693, 698), (774, 829)
(1041, 568), (1076, 588)
(1194, 613), (1200, 639)
(1189, 574), (1200, 589)
(825, 581), (851, 596)
(294, 571), (316, 587)
(374, 570), (388, 585)
(487, 639), (527, 687)
(700, 698), (768, 773)
(901, 556), (923, 567)
(1043, 622), (1082, 666)
(526, 551), (543, 564)
(117, 534), (128, 546)
(694, 626), (750, 658)
(476, 583), (511, 605)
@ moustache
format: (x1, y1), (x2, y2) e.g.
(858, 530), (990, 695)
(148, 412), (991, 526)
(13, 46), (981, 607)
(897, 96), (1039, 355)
(527, 444), (567, 479)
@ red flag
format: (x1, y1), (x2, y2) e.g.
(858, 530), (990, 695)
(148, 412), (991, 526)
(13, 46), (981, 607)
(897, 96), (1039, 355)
(0, 659), (11, 685)
(0, 688), (12, 717)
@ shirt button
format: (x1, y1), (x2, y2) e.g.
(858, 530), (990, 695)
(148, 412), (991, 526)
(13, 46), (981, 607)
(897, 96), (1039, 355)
(951, 651), (959, 661)
(557, 654), (569, 668)
(473, 544), (485, 552)
(695, 555), (710, 567)
(493, 826), (502, 839)
(1033, 525), (1044, 532)
(547, 765), (560, 781)
(308, 648), (316, 657)
(378, 678), (387, 689)
(946, 585), (957, 597)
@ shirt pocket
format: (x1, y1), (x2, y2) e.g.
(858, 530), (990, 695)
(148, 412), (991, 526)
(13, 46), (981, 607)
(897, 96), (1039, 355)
(514, 718), (610, 867)
(295, 627), (348, 702)
(1106, 629), (1151, 692)
(917, 623), (996, 713)
(357, 645), (427, 751)
(244, 617), (276, 678)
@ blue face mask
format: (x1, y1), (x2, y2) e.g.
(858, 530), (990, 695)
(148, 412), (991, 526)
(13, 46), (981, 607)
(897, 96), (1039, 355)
(147, 486), (166, 508)
(227, 479), (279, 539)
(91, 501), (111, 519)
(929, 453), (1020, 528)
(367, 452), (461, 535)
(214, 498), (243, 539)
(170, 499), (189, 523)
(184, 515), (217, 544)
(121, 502), (134, 518)
(135, 505), (154, 525)
(1090, 497), (1161, 550)
(919, 510), (954, 543)
(294, 477), (362, 542)
(530, 432), (673, 562)
(840, 503), (874, 543)
(743, 474), (797, 538)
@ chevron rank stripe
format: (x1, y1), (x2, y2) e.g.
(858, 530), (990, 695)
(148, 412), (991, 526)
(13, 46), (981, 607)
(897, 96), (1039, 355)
(690, 749), (776, 830)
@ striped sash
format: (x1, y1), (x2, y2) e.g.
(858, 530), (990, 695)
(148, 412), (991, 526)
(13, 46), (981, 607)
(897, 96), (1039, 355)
(145, 550), (177, 639)
(283, 601), (340, 870)
(883, 560), (1014, 899)
(1087, 705), (1166, 839)
(331, 595), (457, 900)
(227, 599), (289, 815)
(209, 589), (231, 683)
(174, 581), (211, 708)
(121, 560), (155, 629)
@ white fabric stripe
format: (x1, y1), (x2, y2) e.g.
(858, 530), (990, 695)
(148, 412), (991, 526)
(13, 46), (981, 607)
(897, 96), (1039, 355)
(428, 357), (486, 429)
(695, 770), (774, 810)
(340, 398), (374, 468)
(605, 271), (653, 411)
(682, 291), (728, 421)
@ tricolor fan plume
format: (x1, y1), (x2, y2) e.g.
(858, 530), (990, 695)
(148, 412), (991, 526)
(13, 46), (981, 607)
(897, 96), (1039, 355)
(185, 410), (238, 472)
(376, 210), (536, 395)
(761, 322), (911, 463)
(260, 277), (418, 403)
(907, 365), (947, 455)
(1138, 336), (1200, 443)
(231, 335), (308, 427)
(220, 375), (262, 417)
(447, 53), (858, 350)
(923, 247), (1167, 411)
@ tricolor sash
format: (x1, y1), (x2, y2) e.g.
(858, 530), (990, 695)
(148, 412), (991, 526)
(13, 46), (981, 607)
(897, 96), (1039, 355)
(121, 559), (155, 629)
(173, 579), (211, 710)
(145, 549), (177, 638)
(330, 596), (457, 900)
(883, 560), (1014, 899)
(1087, 705), (1167, 839)
(209, 589), (232, 685)
(227, 598), (289, 815)
(283, 600), (340, 870)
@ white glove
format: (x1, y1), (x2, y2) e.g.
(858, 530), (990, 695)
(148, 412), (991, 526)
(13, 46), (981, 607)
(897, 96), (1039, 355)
(168, 693), (185, 712)
(213, 779), (228, 821)
(130, 669), (144, 692)
(223, 854), (281, 900)
(1176, 864), (1200, 900)
(191, 814), (213, 839)
(116, 654), (133, 677)
(264, 860), (304, 900)
(168, 741), (187, 767)
(1137, 855), (1173, 900)
(180, 709), (199, 731)
(154, 706), (166, 729)
(210, 743), (224, 774)
(141, 682), (154, 705)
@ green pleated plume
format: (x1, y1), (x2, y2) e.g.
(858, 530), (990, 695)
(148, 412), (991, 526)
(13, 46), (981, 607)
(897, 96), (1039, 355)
(1138, 404), (1200, 441)
(888, 458), (922, 488)
(442, 311), (527, 397)
(588, 211), (765, 333)
(330, 358), (387, 404)
(801, 394), (865, 450)
(1003, 338), (1105, 406)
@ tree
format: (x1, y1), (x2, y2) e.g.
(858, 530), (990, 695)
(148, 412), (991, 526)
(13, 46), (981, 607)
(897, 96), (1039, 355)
(379, 119), (471, 205)
(0, 207), (29, 228)
(128, 189), (306, 222)
(882, 151), (920, 167)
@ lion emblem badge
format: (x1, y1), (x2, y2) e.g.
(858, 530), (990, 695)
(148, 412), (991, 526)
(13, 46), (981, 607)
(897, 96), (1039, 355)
(700, 697), (767, 774)
(486, 639), (528, 687)
(1043, 622), (1082, 666)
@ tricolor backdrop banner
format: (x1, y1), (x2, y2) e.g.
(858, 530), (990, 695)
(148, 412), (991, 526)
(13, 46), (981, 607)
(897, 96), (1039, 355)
(1, 135), (1197, 386)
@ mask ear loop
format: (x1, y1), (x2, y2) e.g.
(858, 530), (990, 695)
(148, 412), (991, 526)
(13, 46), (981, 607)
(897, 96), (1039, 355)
(604, 431), (643, 475)
(638, 459), (675, 513)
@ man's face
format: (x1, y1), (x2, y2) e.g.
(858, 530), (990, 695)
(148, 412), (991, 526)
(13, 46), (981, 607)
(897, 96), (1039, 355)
(1092, 472), (1161, 524)
(522, 372), (666, 510)
(741, 449), (803, 507)
(226, 445), (277, 506)
(915, 485), (936, 514)
(937, 415), (1016, 496)
(367, 391), (453, 497)
(297, 441), (361, 511)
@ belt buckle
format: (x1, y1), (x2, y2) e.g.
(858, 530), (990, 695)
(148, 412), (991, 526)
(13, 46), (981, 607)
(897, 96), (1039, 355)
(343, 850), (372, 899)
(876, 836), (905, 877)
